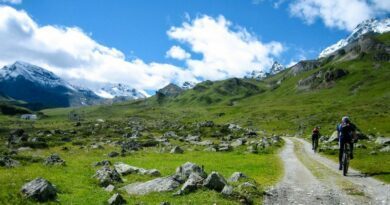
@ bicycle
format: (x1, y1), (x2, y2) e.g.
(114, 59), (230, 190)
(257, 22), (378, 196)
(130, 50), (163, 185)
(313, 138), (319, 153)
(341, 142), (351, 176)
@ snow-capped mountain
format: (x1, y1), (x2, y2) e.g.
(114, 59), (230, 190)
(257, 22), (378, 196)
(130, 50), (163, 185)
(245, 61), (285, 80)
(181, 81), (197, 90)
(96, 83), (147, 99)
(0, 61), (74, 89)
(268, 61), (285, 75)
(319, 18), (390, 58)
(0, 61), (102, 109)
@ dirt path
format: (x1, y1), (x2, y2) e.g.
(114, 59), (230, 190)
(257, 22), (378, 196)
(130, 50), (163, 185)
(264, 137), (390, 205)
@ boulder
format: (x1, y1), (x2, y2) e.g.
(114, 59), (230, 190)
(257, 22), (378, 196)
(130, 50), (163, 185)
(108, 193), (126, 205)
(202, 171), (227, 192)
(379, 146), (390, 152)
(327, 131), (339, 143)
(0, 156), (20, 168)
(227, 124), (242, 131)
(114, 162), (161, 176)
(218, 143), (232, 152)
(94, 166), (123, 187)
(121, 176), (180, 195)
(247, 145), (258, 154)
(221, 185), (234, 196)
(20, 178), (57, 202)
(108, 152), (120, 158)
(375, 137), (390, 146)
(186, 135), (201, 142)
(228, 172), (247, 182)
(197, 140), (213, 146)
(94, 160), (112, 167)
(105, 184), (115, 192)
(170, 146), (184, 154)
(114, 162), (139, 175)
(121, 141), (141, 153)
(231, 138), (246, 147)
(175, 162), (207, 182)
(44, 154), (65, 166)
(178, 173), (205, 195)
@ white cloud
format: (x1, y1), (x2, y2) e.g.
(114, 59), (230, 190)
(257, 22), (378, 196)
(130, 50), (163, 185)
(0, 0), (22, 4)
(167, 15), (284, 80)
(0, 6), (284, 92)
(289, 0), (390, 31)
(166, 45), (191, 60)
(0, 6), (196, 91)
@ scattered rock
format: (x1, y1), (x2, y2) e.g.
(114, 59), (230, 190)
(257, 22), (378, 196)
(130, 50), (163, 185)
(94, 166), (122, 187)
(121, 176), (180, 195)
(20, 178), (57, 202)
(228, 172), (247, 182)
(91, 144), (104, 150)
(203, 171), (227, 192)
(107, 193), (126, 205)
(114, 162), (139, 175)
(327, 131), (339, 143)
(44, 154), (65, 166)
(231, 138), (246, 147)
(175, 162), (207, 182)
(94, 160), (112, 167)
(108, 151), (120, 158)
(0, 156), (20, 168)
(379, 146), (390, 152)
(160, 202), (170, 205)
(375, 137), (390, 146)
(221, 185), (234, 196)
(170, 146), (184, 154)
(178, 172), (205, 195)
(105, 184), (115, 192)
(121, 141), (141, 153)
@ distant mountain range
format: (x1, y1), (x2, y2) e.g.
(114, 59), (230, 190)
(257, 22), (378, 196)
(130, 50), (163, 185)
(245, 61), (286, 80)
(0, 62), (146, 109)
(319, 18), (390, 58)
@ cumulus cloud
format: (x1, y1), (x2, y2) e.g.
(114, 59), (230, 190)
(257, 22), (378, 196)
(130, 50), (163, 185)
(167, 15), (284, 80)
(0, 6), (283, 92)
(166, 45), (191, 60)
(289, 0), (390, 31)
(0, 6), (196, 91)
(0, 0), (22, 4)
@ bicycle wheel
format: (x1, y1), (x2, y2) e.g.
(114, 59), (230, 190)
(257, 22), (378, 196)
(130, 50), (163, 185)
(343, 149), (349, 176)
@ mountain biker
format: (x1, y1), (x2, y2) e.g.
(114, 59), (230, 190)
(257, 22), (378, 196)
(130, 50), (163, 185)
(337, 116), (357, 170)
(312, 126), (320, 151)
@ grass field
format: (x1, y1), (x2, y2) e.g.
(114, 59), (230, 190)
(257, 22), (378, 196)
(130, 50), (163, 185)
(0, 144), (282, 205)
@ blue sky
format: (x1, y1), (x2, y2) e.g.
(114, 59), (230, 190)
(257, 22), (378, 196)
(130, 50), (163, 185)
(0, 0), (388, 94)
(15, 0), (346, 64)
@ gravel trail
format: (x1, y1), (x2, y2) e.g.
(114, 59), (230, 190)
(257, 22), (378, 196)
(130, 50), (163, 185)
(264, 137), (389, 205)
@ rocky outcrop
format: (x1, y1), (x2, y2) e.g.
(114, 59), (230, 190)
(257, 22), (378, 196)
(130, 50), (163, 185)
(0, 156), (20, 168)
(94, 166), (123, 187)
(121, 176), (180, 195)
(44, 154), (65, 166)
(107, 193), (126, 205)
(202, 171), (227, 192)
(20, 178), (57, 202)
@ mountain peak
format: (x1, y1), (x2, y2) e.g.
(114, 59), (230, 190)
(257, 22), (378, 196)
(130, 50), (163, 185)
(96, 83), (147, 99)
(319, 18), (390, 58)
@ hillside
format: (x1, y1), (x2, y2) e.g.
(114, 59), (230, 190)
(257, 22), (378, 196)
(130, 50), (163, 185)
(115, 32), (389, 137)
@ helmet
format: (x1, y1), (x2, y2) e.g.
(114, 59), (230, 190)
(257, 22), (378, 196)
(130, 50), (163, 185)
(342, 116), (350, 123)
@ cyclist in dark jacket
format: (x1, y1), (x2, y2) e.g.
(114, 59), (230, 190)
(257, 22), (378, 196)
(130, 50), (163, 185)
(337, 116), (357, 170)
(312, 126), (320, 151)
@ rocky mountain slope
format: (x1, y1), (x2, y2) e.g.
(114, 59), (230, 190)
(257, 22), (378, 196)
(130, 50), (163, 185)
(320, 18), (390, 58)
(0, 61), (103, 109)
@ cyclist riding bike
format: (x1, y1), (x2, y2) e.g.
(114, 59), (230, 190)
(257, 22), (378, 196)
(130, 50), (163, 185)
(312, 126), (320, 152)
(337, 116), (357, 170)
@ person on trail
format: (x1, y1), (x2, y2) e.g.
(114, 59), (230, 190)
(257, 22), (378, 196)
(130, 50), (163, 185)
(337, 116), (357, 170)
(312, 126), (320, 151)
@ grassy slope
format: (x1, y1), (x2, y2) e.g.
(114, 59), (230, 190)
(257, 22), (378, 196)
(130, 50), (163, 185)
(0, 144), (282, 205)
